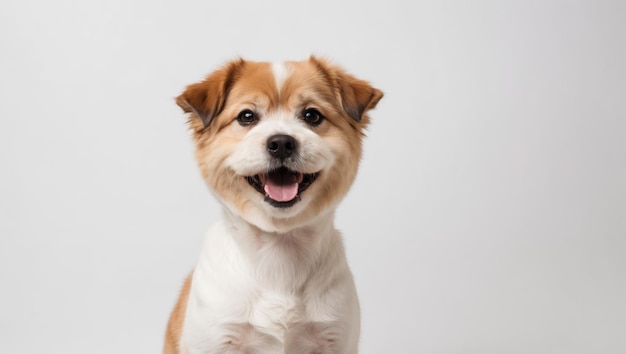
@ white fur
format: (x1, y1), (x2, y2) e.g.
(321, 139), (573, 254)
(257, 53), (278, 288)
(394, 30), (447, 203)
(272, 61), (291, 95)
(180, 212), (359, 354)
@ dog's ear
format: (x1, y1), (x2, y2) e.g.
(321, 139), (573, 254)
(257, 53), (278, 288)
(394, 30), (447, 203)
(309, 56), (383, 122)
(336, 73), (384, 122)
(176, 59), (246, 128)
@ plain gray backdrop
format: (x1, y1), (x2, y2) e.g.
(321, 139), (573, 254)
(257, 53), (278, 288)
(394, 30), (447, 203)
(1, 0), (625, 353)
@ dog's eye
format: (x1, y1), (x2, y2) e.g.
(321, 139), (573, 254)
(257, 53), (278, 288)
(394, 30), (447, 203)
(302, 108), (324, 126)
(236, 109), (258, 126)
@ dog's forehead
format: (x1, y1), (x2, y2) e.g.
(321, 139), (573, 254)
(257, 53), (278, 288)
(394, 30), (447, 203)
(271, 61), (291, 93)
(229, 60), (332, 110)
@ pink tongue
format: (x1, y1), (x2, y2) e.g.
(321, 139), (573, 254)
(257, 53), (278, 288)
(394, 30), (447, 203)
(264, 180), (299, 202)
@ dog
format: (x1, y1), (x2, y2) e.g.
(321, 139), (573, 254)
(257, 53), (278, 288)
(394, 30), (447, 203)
(164, 56), (382, 354)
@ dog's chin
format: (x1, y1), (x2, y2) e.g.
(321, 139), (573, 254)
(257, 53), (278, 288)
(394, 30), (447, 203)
(246, 166), (320, 209)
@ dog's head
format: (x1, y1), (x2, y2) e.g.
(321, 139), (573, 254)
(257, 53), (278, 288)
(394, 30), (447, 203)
(177, 56), (382, 232)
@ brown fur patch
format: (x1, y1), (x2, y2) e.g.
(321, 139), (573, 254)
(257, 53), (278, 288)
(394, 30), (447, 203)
(176, 59), (247, 129)
(163, 272), (193, 354)
(308, 56), (383, 123)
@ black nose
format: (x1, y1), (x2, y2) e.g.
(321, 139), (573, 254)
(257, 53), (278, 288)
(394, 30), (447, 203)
(266, 134), (297, 159)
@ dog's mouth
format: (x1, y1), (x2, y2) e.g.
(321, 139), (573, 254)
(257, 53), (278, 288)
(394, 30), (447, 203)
(246, 167), (319, 208)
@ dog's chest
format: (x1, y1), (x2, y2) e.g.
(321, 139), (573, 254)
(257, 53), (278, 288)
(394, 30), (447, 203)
(249, 288), (304, 336)
(182, 222), (355, 353)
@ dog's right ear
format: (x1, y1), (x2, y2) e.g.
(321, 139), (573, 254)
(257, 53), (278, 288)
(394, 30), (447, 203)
(176, 59), (246, 128)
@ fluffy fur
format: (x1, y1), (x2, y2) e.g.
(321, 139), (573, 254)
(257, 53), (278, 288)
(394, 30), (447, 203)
(164, 56), (382, 354)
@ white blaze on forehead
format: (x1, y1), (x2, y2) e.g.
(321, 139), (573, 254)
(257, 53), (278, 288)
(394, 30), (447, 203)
(271, 61), (291, 95)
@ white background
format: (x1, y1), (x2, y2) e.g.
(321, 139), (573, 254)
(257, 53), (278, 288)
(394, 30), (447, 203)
(1, 0), (625, 353)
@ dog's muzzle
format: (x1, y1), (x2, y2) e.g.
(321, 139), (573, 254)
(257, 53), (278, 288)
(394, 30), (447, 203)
(246, 134), (319, 208)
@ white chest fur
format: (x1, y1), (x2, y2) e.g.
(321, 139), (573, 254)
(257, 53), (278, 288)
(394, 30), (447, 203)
(180, 215), (360, 354)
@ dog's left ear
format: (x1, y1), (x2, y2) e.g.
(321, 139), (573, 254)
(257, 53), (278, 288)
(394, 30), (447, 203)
(337, 73), (383, 122)
(310, 56), (383, 122)
(176, 59), (246, 128)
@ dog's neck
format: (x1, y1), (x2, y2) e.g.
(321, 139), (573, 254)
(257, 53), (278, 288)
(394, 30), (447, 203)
(222, 207), (338, 251)
(221, 207), (343, 291)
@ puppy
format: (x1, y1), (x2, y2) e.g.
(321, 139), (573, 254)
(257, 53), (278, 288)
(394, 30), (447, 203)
(164, 56), (382, 354)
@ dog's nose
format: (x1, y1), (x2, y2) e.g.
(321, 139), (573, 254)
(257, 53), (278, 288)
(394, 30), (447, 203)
(266, 134), (297, 159)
